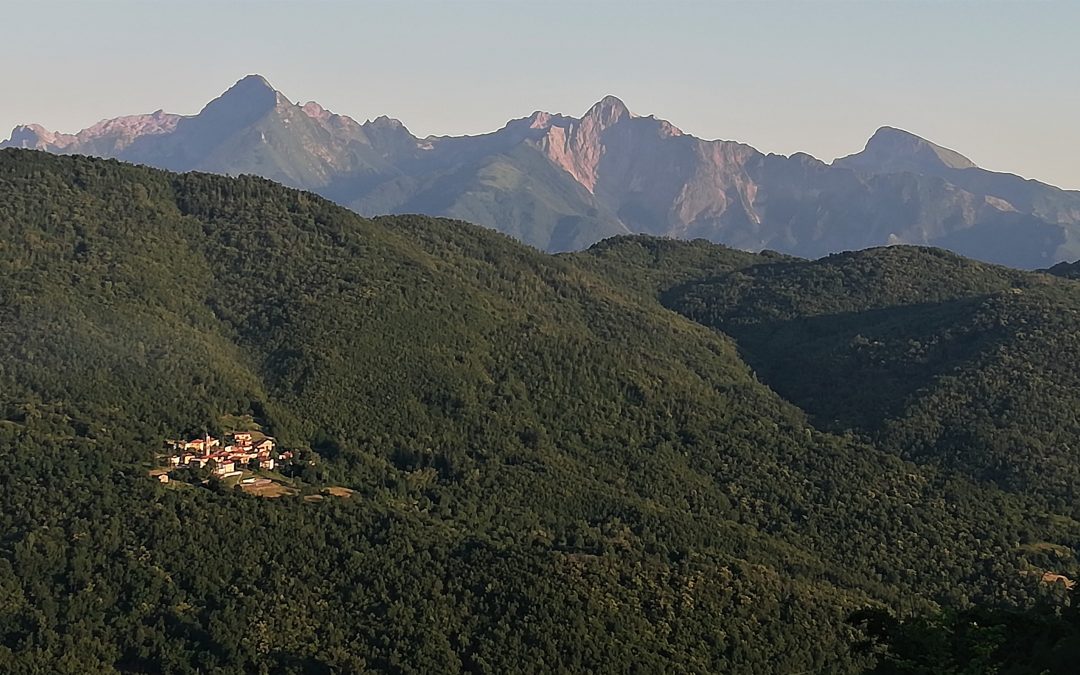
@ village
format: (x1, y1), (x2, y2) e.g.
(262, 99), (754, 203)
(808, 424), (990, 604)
(154, 430), (295, 491)
(148, 416), (355, 500)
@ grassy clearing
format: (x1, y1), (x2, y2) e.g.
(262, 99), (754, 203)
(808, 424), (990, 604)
(218, 413), (263, 433)
(323, 486), (354, 498)
(242, 481), (296, 498)
(1019, 541), (1074, 558)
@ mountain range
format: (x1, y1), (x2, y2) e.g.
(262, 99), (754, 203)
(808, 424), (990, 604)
(5, 74), (1080, 268)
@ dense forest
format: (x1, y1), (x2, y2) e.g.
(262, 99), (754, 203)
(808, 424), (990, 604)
(662, 246), (1080, 510)
(1, 148), (1079, 672)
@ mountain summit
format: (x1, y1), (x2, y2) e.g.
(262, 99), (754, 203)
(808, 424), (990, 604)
(4, 75), (1080, 265)
(835, 126), (977, 173)
(583, 95), (632, 128)
(198, 74), (285, 120)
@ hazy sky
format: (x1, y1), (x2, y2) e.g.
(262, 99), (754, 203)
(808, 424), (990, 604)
(4, 0), (1078, 188)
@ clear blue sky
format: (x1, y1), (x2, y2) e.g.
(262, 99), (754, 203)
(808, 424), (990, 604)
(4, 0), (1078, 188)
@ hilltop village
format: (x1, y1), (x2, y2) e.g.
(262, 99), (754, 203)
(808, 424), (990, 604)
(159, 431), (294, 482)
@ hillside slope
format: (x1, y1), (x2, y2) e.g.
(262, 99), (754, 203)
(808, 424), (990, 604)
(1, 149), (1077, 673)
(657, 244), (1080, 509)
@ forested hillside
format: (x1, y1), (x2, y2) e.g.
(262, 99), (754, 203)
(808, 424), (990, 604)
(1, 149), (1078, 673)
(660, 246), (1080, 510)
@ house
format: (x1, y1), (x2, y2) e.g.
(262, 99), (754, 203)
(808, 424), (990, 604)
(253, 438), (275, 453)
(258, 457), (275, 471)
(214, 461), (236, 476)
(168, 455), (182, 466)
(157, 473), (170, 484)
(234, 432), (252, 444)
(182, 436), (220, 453)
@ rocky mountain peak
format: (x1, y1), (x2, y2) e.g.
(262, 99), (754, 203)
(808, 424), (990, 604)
(206, 74), (285, 112)
(233, 73), (276, 94)
(366, 115), (406, 130)
(5, 124), (61, 149)
(191, 74), (287, 133)
(301, 101), (331, 121)
(837, 126), (977, 174)
(584, 95), (631, 128)
(528, 111), (554, 129)
(360, 115), (418, 154)
(531, 97), (631, 195)
(868, 127), (976, 168)
(82, 111), (181, 138)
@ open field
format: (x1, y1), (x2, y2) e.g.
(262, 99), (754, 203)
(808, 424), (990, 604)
(242, 480), (296, 498)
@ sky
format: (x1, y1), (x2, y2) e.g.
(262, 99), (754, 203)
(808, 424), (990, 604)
(3, 0), (1078, 188)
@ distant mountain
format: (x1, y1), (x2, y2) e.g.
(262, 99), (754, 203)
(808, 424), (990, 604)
(834, 126), (978, 173)
(836, 126), (1080, 237)
(1046, 259), (1080, 279)
(6, 75), (1080, 265)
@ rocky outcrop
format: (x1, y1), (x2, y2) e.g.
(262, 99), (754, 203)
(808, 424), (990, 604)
(533, 95), (647, 193)
(5, 110), (178, 153)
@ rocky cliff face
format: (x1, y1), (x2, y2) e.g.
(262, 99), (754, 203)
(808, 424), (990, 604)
(7, 111), (179, 154)
(533, 95), (636, 192)
(6, 75), (1080, 265)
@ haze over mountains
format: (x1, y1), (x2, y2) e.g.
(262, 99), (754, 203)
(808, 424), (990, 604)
(6, 74), (1080, 267)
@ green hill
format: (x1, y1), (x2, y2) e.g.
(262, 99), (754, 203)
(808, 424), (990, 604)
(1, 149), (1077, 673)
(1047, 259), (1080, 280)
(660, 245), (1080, 511)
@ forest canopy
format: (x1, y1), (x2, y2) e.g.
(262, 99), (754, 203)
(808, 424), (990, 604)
(1, 149), (1078, 673)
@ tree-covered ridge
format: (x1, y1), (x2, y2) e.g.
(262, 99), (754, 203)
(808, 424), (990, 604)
(1, 149), (1078, 672)
(851, 591), (1080, 674)
(563, 235), (777, 300)
(662, 245), (1080, 510)
(1046, 259), (1080, 280)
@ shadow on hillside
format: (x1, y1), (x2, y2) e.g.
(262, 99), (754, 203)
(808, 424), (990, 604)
(664, 292), (1010, 436)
